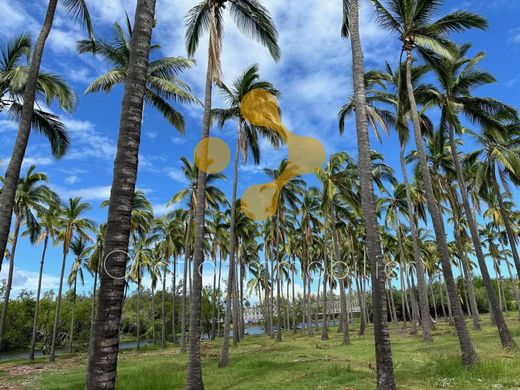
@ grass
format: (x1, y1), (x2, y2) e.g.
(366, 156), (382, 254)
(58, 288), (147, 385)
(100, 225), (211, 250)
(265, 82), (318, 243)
(1, 314), (520, 389)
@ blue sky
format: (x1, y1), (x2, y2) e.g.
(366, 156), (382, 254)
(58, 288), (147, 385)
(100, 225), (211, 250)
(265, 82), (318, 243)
(1, 0), (520, 299)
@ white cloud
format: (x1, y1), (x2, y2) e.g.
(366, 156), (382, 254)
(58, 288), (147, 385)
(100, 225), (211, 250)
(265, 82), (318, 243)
(167, 169), (189, 185)
(0, 266), (61, 297)
(65, 175), (80, 184)
(171, 136), (187, 145)
(56, 184), (112, 201)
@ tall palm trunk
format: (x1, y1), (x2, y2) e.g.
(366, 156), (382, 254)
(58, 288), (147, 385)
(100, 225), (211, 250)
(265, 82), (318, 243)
(172, 257), (177, 343)
(275, 212), (282, 342)
(137, 278), (141, 349)
(49, 245), (69, 362)
(404, 48), (477, 367)
(399, 143), (432, 341)
(450, 201), (480, 330)
(186, 37), (215, 390)
(349, 1), (395, 386)
(161, 263), (167, 348)
(219, 136), (240, 367)
(494, 181), (520, 278)
(448, 126), (514, 348)
(331, 206), (349, 344)
(502, 242), (520, 320)
(291, 265), (296, 333)
(216, 253), (222, 336)
(69, 277), (78, 353)
(86, 2), (156, 386)
(180, 220), (191, 353)
(0, 0), (58, 267)
(29, 233), (49, 360)
(211, 254), (217, 340)
(0, 217), (21, 353)
(151, 284), (156, 344)
(88, 259), (101, 353)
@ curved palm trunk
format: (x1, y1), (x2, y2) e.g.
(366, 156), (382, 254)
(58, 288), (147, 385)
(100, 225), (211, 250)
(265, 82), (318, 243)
(0, 217), (21, 353)
(219, 136), (240, 367)
(29, 234), (49, 360)
(85, 1), (156, 386)
(349, 1), (395, 386)
(404, 48), (477, 367)
(49, 245), (69, 362)
(502, 242), (520, 320)
(69, 277), (78, 353)
(186, 38), (215, 390)
(161, 262), (167, 348)
(399, 143), (432, 341)
(448, 126), (514, 348)
(0, 0), (58, 268)
(172, 257), (177, 343)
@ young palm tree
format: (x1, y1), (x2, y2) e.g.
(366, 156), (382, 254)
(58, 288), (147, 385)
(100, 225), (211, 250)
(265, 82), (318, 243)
(427, 44), (517, 347)
(29, 201), (61, 360)
(0, 0), (92, 277)
(49, 197), (95, 362)
(371, 0), (487, 367)
(213, 64), (283, 367)
(86, 2), (158, 387)
(0, 166), (56, 353)
(67, 236), (92, 353)
(342, 0), (396, 386)
(184, 1), (280, 384)
(78, 17), (200, 131)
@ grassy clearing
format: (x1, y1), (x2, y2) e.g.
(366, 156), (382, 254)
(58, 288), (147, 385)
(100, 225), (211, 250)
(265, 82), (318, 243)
(1, 314), (519, 389)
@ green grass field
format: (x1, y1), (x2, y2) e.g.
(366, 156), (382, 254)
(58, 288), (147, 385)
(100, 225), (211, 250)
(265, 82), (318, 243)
(2, 315), (520, 389)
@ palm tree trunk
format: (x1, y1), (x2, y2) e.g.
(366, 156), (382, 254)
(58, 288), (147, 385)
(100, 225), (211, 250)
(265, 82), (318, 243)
(151, 284), (156, 344)
(448, 125), (514, 348)
(0, 216), (21, 353)
(399, 143), (432, 341)
(181, 220), (191, 353)
(172, 257), (177, 343)
(404, 47), (477, 367)
(49, 244), (69, 362)
(137, 278), (141, 350)
(429, 278), (438, 322)
(495, 181), (520, 278)
(275, 214), (282, 342)
(88, 261), (100, 353)
(219, 136), (240, 367)
(406, 271), (418, 335)
(502, 242), (520, 320)
(306, 275), (313, 336)
(217, 253), (222, 336)
(321, 240), (329, 341)
(355, 275), (366, 336)
(233, 259), (240, 344)
(264, 254), (271, 336)
(0, 0), (58, 268)
(291, 265), (296, 333)
(69, 278), (77, 353)
(438, 276), (447, 319)
(349, 2), (395, 385)
(161, 263), (167, 348)
(211, 254), (217, 340)
(30, 234), (49, 360)
(452, 216), (480, 329)
(86, 1), (156, 386)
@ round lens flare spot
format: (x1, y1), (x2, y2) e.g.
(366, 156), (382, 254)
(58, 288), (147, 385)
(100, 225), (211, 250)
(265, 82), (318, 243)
(194, 137), (230, 174)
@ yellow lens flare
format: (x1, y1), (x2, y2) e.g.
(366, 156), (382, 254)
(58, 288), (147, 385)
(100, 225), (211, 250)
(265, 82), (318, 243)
(239, 89), (326, 221)
(194, 137), (230, 174)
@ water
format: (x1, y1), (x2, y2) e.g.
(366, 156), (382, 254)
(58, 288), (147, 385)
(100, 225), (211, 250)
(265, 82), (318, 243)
(0, 339), (154, 362)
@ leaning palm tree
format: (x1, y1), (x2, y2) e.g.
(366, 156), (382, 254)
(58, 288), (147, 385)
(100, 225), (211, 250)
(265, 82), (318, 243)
(29, 200), (61, 360)
(371, 0), (487, 367)
(67, 236), (92, 353)
(78, 16), (200, 131)
(85, 2), (165, 387)
(0, 0), (92, 281)
(49, 197), (95, 362)
(342, 0), (396, 387)
(0, 166), (56, 353)
(428, 43), (517, 348)
(213, 64), (283, 367)
(184, 1), (280, 384)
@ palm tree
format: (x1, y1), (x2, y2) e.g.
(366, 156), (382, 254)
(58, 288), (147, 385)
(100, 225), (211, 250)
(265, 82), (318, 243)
(342, 0), (396, 386)
(0, 166), (56, 353)
(29, 201), (60, 360)
(427, 43), (516, 347)
(185, 1), (280, 384)
(213, 64), (283, 367)
(50, 197), (94, 362)
(467, 121), (520, 280)
(167, 157), (226, 353)
(78, 16), (200, 131)
(86, 2), (159, 387)
(371, 0), (487, 367)
(68, 236), (92, 353)
(0, 0), (92, 280)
